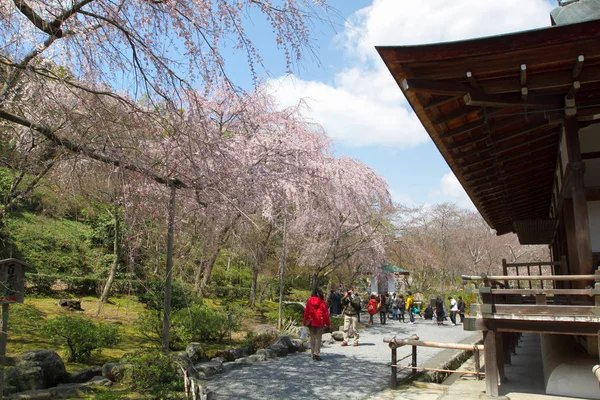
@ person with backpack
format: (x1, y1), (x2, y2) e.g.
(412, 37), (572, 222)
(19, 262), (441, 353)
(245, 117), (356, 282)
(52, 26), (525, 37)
(398, 295), (406, 322)
(435, 296), (445, 326)
(406, 291), (415, 324)
(303, 288), (330, 361)
(391, 293), (399, 320)
(457, 296), (466, 323)
(378, 293), (387, 324)
(367, 294), (377, 325)
(341, 289), (361, 347)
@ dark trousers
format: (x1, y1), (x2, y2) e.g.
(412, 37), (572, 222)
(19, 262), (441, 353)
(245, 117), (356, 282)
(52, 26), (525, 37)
(379, 310), (386, 324)
(450, 311), (457, 325)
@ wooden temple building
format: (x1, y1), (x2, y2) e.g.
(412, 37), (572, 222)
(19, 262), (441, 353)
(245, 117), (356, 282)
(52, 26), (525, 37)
(377, 2), (600, 398)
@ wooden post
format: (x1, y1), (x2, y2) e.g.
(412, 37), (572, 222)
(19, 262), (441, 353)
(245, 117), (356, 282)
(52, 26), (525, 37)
(0, 303), (9, 400)
(474, 348), (481, 380)
(564, 119), (593, 282)
(496, 332), (505, 382)
(502, 259), (509, 289)
(484, 330), (499, 397)
(503, 333), (512, 365)
(391, 346), (397, 387)
(412, 344), (417, 376)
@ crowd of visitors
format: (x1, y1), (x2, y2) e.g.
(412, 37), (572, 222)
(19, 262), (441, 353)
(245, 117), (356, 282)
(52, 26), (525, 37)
(303, 286), (468, 360)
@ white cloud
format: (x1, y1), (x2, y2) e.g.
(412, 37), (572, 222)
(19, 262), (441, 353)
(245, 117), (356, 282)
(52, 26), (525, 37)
(268, 0), (554, 148)
(435, 172), (476, 210)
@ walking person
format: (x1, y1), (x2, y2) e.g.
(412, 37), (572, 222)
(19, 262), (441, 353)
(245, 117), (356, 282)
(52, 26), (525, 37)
(449, 296), (458, 326)
(303, 288), (330, 361)
(341, 289), (361, 347)
(398, 295), (406, 322)
(457, 296), (466, 323)
(367, 294), (377, 325)
(435, 296), (445, 326)
(391, 293), (399, 321)
(378, 293), (387, 324)
(406, 291), (415, 324)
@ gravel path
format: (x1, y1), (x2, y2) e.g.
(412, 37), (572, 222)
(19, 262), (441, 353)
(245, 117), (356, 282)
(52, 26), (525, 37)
(205, 315), (480, 400)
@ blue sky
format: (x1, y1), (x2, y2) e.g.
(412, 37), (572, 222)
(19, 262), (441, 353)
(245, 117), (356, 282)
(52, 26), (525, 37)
(229, 0), (558, 209)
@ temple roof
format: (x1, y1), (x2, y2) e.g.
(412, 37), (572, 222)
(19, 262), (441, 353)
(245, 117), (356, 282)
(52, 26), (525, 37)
(377, 19), (600, 242)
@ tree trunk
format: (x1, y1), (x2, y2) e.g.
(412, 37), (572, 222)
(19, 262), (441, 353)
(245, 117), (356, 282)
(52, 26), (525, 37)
(162, 185), (176, 353)
(250, 264), (259, 308)
(311, 273), (320, 293)
(278, 213), (287, 330)
(97, 202), (120, 315)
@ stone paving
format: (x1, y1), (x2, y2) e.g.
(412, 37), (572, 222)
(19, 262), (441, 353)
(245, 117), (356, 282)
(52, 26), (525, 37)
(205, 314), (479, 400)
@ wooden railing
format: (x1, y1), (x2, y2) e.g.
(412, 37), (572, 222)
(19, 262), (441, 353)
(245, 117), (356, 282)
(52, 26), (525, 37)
(383, 335), (484, 387)
(502, 257), (567, 289)
(462, 273), (600, 334)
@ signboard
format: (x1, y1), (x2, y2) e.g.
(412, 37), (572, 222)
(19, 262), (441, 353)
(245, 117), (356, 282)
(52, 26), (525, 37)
(0, 259), (30, 303)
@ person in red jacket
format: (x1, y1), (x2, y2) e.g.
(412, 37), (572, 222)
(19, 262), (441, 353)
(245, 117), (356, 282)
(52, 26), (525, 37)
(303, 288), (331, 361)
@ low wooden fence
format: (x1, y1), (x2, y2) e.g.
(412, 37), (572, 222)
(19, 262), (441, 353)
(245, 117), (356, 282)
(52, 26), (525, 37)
(383, 335), (484, 387)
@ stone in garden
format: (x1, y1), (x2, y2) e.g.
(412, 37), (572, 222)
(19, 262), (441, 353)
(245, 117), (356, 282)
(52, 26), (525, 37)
(255, 348), (277, 359)
(247, 354), (267, 363)
(214, 349), (236, 362)
(9, 350), (68, 391)
(194, 360), (223, 377)
(267, 343), (288, 357)
(331, 331), (344, 341)
(186, 342), (208, 363)
(101, 363), (129, 382)
(274, 335), (294, 352)
(57, 299), (83, 311)
(290, 338), (307, 352)
(87, 376), (112, 386)
(322, 333), (335, 344)
(68, 367), (102, 383)
(232, 347), (249, 359)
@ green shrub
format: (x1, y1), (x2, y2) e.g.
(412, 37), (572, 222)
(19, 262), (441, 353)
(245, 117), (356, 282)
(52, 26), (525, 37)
(172, 305), (241, 344)
(134, 311), (164, 349)
(330, 315), (343, 331)
(265, 303), (304, 325)
(136, 280), (194, 312)
(122, 351), (182, 392)
(42, 315), (120, 362)
(25, 274), (56, 295)
(62, 276), (101, 296)
(244, 330), (278, 355)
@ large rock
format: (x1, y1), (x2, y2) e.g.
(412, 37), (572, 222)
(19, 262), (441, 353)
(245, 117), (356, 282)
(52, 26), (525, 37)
(267, 343), (288, 357)
(274, 335), (294, 352)
(321, 333), (335, 345)
(290, 338), (307, 352)
(194, 360), (223, 377)
(101, 363), (129, 382)
(8, 350), (68, 391)
(68, 367), (102, 383)
(331, 331), (344, 341)
(57, 299), (82, 311)
(186, 342), (208, 363)
(214, 349), (236, 362)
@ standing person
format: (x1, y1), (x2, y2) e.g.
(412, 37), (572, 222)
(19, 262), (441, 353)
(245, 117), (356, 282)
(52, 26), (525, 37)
(341, 289), (361, 347)
(378, 293), (387, 324)
(391, 293), (399, 321)
(367, 294), (377, 325)
(303, 288), (330, 361)
(327, 290), (335, 316)
(334, 290), (342, 315)
(406, 291), (415, 324)
(449, 296), (458, 326)
(398, 295), (406, 322)
(457, 296), (466, 323)
(435, 296), (445, 326)
(355, 292), (362, 323)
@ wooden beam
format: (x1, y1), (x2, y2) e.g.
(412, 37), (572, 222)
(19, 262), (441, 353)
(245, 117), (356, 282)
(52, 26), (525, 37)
(573, 55), (585, 79)
(439, 119), (484, 139)
(464, 316), (600, 336)
(423, 96), (458, 110)
(432, 107), (479, 126)
(566, 81), (580, 100)
(464, 92), (561, 109)
(581, 151), (600, 160)
(520, 64), (527, 86)
(467, 71), (479, 89)
(401, 78), (471, 95)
